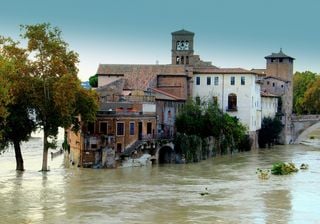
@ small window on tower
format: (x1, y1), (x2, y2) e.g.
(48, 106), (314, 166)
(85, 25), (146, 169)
(181, 56), (184, 64)
(176, 56), (180, 65)
(186, 56), (189, 64)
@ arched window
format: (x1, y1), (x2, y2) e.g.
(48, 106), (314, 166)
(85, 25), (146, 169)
(227, 93), (237, 111)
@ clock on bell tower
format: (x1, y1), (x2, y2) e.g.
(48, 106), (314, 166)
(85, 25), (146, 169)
(171, 29), (194, 65)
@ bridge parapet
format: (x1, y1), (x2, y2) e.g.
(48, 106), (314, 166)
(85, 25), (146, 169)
(292, 114), (320, 122)
(292, 114), (320, 143)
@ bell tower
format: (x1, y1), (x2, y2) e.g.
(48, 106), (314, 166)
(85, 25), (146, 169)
(171, 29), (194, 65)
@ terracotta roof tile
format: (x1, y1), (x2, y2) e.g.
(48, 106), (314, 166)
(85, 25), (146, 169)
(97, 64), (186, 90)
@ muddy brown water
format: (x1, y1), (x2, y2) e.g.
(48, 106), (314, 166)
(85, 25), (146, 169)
(1, 135), (320, 223)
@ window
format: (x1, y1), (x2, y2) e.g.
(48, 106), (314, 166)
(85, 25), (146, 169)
(116, 122), (124, 136)
(214, 77), (219, 85)
(186, 56), (189, 64)
(181, 56), (184, 64)
(227, 93), (237, 111)
(279, 58), (283, 63)
(87, 122), (95, 134)
(272, 82), (275, 87)
(99, 122), (108, 134)
(267, 81), (270, 85)
(230, 76), (235, 85)
(176, 56), (180, 64)
(147, 122), (152, 135)
(196, 76), (200, 85)
(241, 76), (245, 85)
(129, 122), (135, 135)
(207, 76), (211, 85)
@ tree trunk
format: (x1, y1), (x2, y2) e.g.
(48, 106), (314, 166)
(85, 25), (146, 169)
(41, 131), (49, 171)
(13, 139), (24, 171)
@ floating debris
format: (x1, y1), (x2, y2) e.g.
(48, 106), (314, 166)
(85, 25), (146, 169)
(256, 168), (271, 179)
(271, 162), (298, 175)
(300, 163), (309, 170)
(200, 188), (209, 196)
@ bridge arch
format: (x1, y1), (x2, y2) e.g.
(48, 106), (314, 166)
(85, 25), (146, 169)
(295, 121), (320, 144)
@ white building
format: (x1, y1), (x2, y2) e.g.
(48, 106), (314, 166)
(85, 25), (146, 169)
(192, 67), (263, 140)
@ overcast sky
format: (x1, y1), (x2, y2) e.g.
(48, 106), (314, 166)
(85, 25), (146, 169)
(1, 0), (319, 81)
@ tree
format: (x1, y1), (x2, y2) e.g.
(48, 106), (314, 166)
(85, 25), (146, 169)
(258, 117), (283, 148)
(302, 77), (320, 114)
(0, 37), (36, 170)
(20, 23), (98, 171)
(175, 98), (202, 136)
(89, 74), (98, 87)
(0, 56), (12, 143)
(293, 71), (317, 114)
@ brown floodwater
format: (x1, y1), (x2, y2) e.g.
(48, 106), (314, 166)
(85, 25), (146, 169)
(1, 136), (320, 224)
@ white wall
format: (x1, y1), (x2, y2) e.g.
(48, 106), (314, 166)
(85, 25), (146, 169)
(261, 97), (278, 119)
(193, 73), (261, 132)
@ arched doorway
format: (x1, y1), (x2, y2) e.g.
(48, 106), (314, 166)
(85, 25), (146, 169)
(158, 146), (175, 164)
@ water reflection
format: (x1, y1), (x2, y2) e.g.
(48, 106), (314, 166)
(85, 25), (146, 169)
(1, 140), (320, 223)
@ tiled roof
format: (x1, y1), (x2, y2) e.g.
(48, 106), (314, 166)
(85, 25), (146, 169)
(261, 91), (280, 97)
(251, 69), (267, 76)
(264, 76), (289, 83)
(171, 29), (195, 36)
(265, 49), (295, 59)
(193, 67), (258, 74)
(96, 64), (186, 90)
(151, 88), (185, 101)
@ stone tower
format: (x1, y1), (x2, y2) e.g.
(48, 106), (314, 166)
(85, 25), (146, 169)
(171, 29), (194, 65)
(264, 49), (295, 144)
(265, 48), (295, 81)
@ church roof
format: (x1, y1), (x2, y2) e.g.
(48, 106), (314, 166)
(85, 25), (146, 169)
(171, 29), (194, 36)
(265, 48), (295, 60)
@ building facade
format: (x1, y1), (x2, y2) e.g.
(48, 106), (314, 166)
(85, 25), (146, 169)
(68, 29), (294, 167)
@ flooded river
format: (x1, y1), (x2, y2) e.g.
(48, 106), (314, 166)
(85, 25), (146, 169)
(1, 135), (320, 223)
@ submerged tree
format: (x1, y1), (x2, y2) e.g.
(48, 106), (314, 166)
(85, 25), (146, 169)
(20, 23), (98, 171)
(0, 37), (36, 170)
(258, 116), (283, 148)
(0, 56), (12, 144)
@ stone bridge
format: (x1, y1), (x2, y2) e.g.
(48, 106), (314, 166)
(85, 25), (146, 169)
(292, 114), (320, 143)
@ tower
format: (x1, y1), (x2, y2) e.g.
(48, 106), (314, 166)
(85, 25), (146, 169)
(264, 49), (295, 144)
(265, 48), (295, 81)
(171, 29), (194, 65)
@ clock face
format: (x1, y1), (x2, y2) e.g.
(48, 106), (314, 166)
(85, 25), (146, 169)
(177, 41), (189, 50)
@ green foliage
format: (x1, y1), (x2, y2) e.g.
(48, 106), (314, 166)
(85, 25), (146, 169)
(174, 133), (202, 163)
(175, 98), (248, 158)
(19, 23), (98, 171)
(89, 74), (98, 87)
(302, 77), (320, 114)
(271, 162), (298, 175)
(258, 116), (283, 148)
(293, 71), (318, 114)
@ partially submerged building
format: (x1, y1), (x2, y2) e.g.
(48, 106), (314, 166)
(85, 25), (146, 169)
(68, 29), (294, 167)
